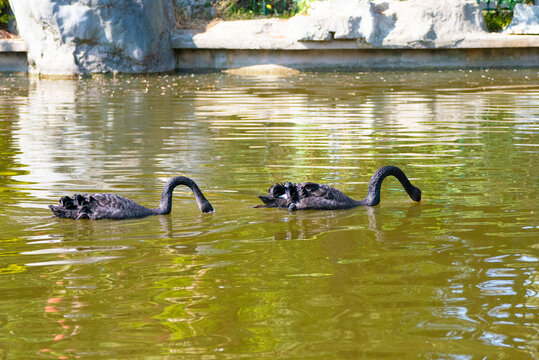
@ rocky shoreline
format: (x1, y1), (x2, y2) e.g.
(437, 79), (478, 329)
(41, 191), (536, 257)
(1, 0), (538, 75)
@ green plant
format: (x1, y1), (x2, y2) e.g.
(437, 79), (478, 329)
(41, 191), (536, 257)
(0, 0), (12, 30)
(478, 0), (533, 11)
(483, 9), (513, 32)
(218, 0), (313, 20)
(478, 0), (535, 32)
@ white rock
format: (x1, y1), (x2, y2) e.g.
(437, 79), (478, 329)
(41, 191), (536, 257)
(290, 0), (381, 43)
(290, 0), (488, 47)
(9, 0), (175, 75)
(379, 0), (488, 48)
(504, 4), (539, 34)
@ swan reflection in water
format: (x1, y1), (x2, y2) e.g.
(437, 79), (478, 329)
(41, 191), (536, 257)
(270, 204), (422, 242)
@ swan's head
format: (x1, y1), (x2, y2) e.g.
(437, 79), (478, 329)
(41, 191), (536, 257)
(201, 202), (214, 213)
(408, 186), (422, 202)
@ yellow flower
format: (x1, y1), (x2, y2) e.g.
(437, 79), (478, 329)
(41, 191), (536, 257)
(266, 4), (272, 9)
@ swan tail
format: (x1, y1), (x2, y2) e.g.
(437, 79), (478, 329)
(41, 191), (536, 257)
(257, 195), (273, 206)
(49, 194), (96, 219)
(49, 204), (78, 219)
(257, 195), (289, 208)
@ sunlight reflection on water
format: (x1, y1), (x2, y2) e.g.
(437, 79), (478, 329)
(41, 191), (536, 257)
(0, 69), (537, 359)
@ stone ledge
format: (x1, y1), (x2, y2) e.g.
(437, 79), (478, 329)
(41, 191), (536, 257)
(2, 28), (538, 73)
(0, 39), (27, 52)
(0, 39), (28, 72)
(174, 47), (539, 71)
(172, 28), (539, 50)
(3, 0), (538, 74)
(3, 31), (539, 54)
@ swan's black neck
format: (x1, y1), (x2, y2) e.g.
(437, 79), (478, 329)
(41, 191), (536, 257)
(354, 166), (421, 206)
(156, 176), (214, 215)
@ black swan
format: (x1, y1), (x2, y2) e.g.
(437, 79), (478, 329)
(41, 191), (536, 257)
(257, 166), (421, 211)
(49, 176), (214, 220)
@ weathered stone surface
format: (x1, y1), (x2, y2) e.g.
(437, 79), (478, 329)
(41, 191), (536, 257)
(174, 0), (215, 22)
(289, 0), (383, 43)
(504, 4), (539, 34)
(9, 0), (175, 75)
(5, 0), (537, 74)
(175, 19), (298, 49)
(179, 0), (490, 50)
(0, 39), (28, 72)
(291, 0), (488, 47)
(379, 0), (488, 47)
(0, 39), (26, 52)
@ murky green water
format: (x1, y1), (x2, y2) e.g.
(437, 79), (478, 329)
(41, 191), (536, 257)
(0, 69), (537, 359)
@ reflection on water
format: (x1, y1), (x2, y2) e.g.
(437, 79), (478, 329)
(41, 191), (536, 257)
(0, 70), (537, 359)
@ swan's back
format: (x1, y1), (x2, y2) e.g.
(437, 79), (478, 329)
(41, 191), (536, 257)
(258, 182), (356, 210)
(89, 193), (155, 219)
(296, 182), (353, 202)
(293, 182), (357, 210)
(49, 193), (154, 220)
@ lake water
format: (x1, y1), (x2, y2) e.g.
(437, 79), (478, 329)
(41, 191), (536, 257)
(0, 69), (537, 359)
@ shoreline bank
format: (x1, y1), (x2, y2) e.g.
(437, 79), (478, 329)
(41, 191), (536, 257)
(1, 31), (538, 74)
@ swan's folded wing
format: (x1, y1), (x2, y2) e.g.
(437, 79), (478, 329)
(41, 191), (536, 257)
(89, 193), (127, 207)
(298, 182), (332, 198)
(298, 182), (355, 203)
(86, 193), (149, 219)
